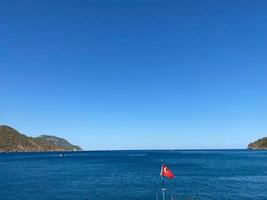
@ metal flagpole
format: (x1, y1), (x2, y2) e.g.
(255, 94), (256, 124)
(162, 175), (166, 200)
(161, 160), (166, 200)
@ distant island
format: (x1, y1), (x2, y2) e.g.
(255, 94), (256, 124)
(248, 137), (267, 150)
(0, 125), (82, 152)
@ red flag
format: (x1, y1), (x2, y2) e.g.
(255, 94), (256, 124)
(160, 164), (174, 179)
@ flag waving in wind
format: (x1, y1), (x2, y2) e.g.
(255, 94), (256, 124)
(160, 164), (174, 179)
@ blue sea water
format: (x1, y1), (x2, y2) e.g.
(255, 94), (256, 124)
(0, 150), (267, 200)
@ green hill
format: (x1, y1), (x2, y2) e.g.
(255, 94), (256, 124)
(36, 135), (82, 151)
(248, 137), (267, 150)
(0, 125), (82, 152)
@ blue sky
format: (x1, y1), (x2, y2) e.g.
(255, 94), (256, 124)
(1, 0), (267, 150)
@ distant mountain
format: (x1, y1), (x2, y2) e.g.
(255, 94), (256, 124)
(0, 125), (82, 152)
(248, 137), (267, 150)
(36, 135), (82, 151)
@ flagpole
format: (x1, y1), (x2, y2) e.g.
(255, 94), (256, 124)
(162, 176), (166, 200)
(161, 160), (166, 200)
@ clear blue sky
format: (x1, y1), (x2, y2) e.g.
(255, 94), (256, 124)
(1, 0), (267, 150)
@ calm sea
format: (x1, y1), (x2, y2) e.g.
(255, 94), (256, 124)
(0, 150), (267, 200)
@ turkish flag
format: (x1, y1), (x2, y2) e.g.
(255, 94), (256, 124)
(160, 164), (174, 179)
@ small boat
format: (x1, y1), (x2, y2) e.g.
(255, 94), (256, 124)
(59, 153), (65, 157)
